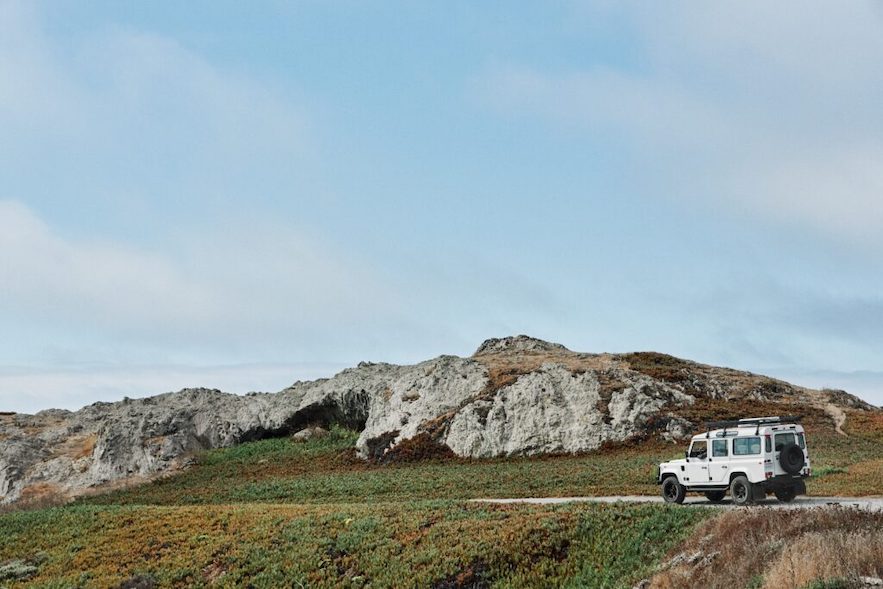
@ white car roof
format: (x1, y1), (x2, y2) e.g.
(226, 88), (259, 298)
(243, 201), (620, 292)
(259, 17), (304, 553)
(690, 423), (804, 441)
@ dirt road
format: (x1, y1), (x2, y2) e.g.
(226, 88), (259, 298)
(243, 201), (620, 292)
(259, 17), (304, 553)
(472, 495), (883, 510)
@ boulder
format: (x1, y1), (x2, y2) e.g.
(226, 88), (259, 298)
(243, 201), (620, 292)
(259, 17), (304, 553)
(290, 426), (330, 443)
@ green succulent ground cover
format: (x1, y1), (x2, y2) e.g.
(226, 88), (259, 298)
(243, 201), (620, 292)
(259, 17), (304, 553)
(0, 500), (708, 588)
(3, 415), (881, 588)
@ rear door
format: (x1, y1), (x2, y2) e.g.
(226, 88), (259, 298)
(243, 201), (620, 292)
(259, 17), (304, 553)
(774, 431), (797, 476)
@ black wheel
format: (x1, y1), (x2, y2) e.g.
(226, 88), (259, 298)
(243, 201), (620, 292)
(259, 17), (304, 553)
(774, 487), (797, 502)
(704, 490), (726, 503)
(779, 443), (805, 475)
(730, 476), (755, 506)
(662, 476), (686, 504)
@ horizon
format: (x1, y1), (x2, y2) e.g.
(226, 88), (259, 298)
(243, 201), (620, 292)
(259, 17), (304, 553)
(3, 1), (883, 413)
(4, 334), (880, 414)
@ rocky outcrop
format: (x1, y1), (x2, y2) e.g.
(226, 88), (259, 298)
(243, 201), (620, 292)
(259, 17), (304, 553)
(473, 335), (568, 356)
(0, 335), (876, 504)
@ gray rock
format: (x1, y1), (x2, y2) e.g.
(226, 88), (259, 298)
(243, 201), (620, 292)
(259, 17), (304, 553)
(290, 426), (330, 442)
(0, 336), (875, 505)
(473, 335), (568, 356)
(0, 560), (38, 581)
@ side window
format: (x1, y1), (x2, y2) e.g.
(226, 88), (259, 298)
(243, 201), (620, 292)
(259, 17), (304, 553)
(712, 439), (728, 457)
(765, 436), (772, 452)
(733, 437), (761, 455)
(689, 440), (707, 458)
(775, 433), (795, 451)
(797, 433), (806, 449)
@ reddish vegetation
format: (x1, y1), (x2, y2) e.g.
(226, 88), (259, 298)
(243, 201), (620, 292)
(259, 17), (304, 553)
(621, 352), (694, 384)
(678, 399), (830, 432)
(2, 483), (68, 513)
(472, 351), (609, 396)
(75, 433), (98, 459)
(380, 432), (458, 464)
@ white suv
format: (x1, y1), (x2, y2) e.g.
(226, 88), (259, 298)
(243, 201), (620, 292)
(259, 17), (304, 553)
(657, 416), (811, 506)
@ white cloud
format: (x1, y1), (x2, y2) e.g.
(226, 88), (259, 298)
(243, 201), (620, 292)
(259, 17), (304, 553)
(0, 2), (408, 360)
(0, 200), (216, 326)
(0, 200), (402, 349)
(479, 2), (883, 248)
(0, 0), (311, 215)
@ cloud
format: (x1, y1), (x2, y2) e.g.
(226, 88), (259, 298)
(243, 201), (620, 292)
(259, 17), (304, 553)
(0, 0), (311, 219)
(0, 200), (403, 353)
(0, 3), (408, 361)
(477, 2), (883, 248)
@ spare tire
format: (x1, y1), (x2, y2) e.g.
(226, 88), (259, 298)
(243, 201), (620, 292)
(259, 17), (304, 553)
(779, 443), (804, 475)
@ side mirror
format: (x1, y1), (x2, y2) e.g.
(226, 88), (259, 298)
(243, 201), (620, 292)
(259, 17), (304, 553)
(684, 450), (689, 461)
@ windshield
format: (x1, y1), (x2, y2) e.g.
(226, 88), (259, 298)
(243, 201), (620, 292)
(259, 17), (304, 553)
(688, 440), (707, 458)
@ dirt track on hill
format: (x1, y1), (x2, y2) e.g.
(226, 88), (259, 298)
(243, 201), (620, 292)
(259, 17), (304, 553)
(472, 495), (883, 510)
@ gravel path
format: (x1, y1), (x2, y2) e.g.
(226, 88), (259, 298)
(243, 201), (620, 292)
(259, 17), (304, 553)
(471, 495), (883, 510)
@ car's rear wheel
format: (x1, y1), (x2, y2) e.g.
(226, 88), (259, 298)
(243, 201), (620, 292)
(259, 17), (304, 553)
(774, 487), (797, 502)
(730, 476), (755, 506)
(704, 490), (726, 503)
(662, 476), (686, 504)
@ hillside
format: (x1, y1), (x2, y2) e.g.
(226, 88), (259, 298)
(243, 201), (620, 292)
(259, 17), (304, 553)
(1, 336), (878, 506)
(1, 424), (882, 587)
(1, 336), (882, 587)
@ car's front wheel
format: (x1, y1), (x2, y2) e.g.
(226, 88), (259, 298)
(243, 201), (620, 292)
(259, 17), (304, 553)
(662, 476), (686, 504)
(704, 490), (726, 503)
(730, 476), (755, 506)
(774, 487), (797, 502)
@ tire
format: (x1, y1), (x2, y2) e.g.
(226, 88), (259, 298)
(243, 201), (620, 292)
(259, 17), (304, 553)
(775, 487), (797, 503)
(705, 490), (726, 503)
(779, 443), (805, 475)
(730, 475), (755, 506)
(662, 476), (686, 504)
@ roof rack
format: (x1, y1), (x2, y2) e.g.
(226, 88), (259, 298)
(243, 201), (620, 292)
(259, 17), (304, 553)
(704, 416), (801, 436)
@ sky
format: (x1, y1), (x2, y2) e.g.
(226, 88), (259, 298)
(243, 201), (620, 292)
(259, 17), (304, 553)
(2, 0), (882, 413)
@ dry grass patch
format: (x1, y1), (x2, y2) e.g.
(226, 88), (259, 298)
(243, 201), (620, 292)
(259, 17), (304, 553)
(472, 351), (612, 395)
(763, 529), (883, 589)
(50, 433), (98, 460)
(0, 483), (69, 514)
(646, 507), (883, 589)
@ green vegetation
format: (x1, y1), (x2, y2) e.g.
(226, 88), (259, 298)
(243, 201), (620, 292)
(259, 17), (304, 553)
(805, 412), (883, 496)
(0, 501), (709, 588)
(79, 426), (680, 507)
(78, 418), (883, 509)
(4, 413), (882, 587)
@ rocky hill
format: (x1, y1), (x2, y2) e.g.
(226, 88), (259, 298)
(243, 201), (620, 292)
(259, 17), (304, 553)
(0, 336), (876, 505)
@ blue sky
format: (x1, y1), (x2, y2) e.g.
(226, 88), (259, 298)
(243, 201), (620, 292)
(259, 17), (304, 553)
(2, 1), (882, 412)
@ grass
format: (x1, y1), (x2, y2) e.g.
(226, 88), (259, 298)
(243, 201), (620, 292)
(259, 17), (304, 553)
(76, 416), (883, 509)
(4, 412), (882, 587)
(0, 502), (709, 588)
(803, 413), (883, 496)
(77, 428), (680, 507)
(646, 506), (883, 589)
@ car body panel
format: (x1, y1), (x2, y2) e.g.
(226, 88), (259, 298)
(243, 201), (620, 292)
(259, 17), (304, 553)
(657, 418), (811, 497)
